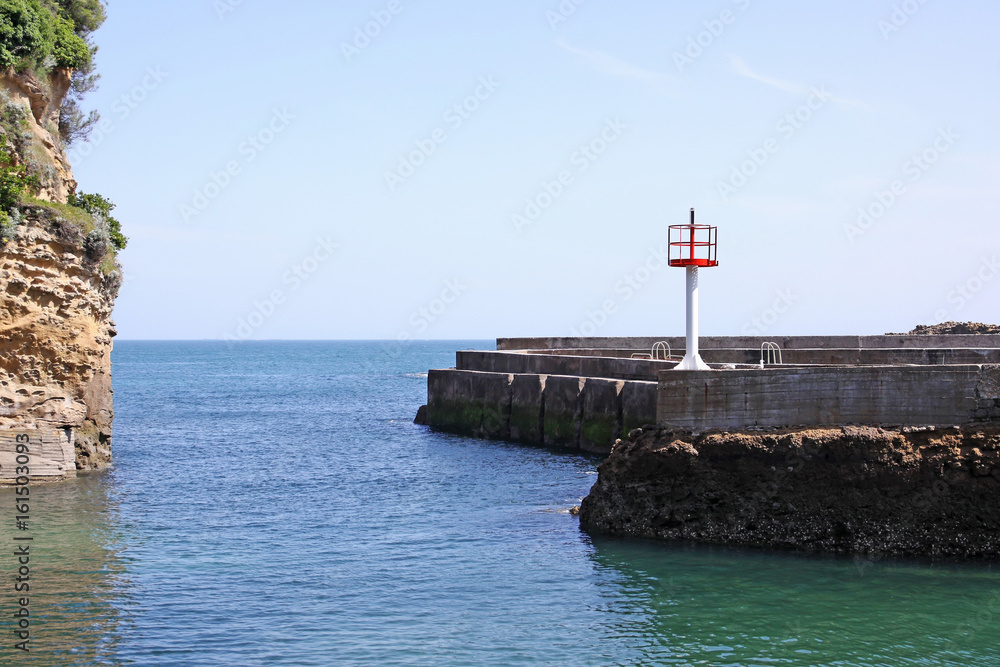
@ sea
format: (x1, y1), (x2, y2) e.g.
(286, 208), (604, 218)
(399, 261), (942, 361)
(2, 341), (999, 666)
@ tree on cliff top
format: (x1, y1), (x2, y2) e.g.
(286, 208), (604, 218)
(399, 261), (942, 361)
(0, 0), (106, 145)
(0, 0), (119, 257)
(52, 0), (105, 36)
(0, 0), (97, 71)
(53, 1), (105, 147)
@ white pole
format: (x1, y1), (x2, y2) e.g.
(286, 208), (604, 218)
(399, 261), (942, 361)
(687, 265), (698, 359)
(675, 265), (710, 371)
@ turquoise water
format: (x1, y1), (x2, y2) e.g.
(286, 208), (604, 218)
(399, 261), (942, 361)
(2, 341), (999, 666)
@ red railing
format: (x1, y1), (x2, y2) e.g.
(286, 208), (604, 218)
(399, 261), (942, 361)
(668, 223), (718, 267)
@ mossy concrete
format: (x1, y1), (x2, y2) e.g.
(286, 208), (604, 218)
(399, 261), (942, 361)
(424, 370), (656, 452)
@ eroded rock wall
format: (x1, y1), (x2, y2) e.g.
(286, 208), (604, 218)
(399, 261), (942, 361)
(0, 68), (119, 482)
(1, 210), (119, 481)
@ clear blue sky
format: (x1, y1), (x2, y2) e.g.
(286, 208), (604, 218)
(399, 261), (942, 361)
(73, 0), (1000, 340)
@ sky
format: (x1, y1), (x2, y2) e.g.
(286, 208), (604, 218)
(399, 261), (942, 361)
(71, 0), (1000, 340)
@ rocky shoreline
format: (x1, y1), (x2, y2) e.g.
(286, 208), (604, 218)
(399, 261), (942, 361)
(579, 424), (1000, 559)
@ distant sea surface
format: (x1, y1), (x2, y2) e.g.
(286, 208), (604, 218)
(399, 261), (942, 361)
(3, 341), (1000, 666)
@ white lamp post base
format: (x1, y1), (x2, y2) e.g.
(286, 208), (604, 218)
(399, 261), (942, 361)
(674, 353), (711, 371)
(674, 265), (711, 371)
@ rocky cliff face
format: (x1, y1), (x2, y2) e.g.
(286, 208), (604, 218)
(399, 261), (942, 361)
(0, 72), (119, 482)
(580, 425), (1000, 559)
(1, 69), (78, 202)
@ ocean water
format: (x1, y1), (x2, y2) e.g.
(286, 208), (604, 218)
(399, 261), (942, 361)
(2, 340), (1000, 666)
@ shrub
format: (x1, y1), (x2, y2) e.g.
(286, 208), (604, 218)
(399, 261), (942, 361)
(0, 210), (13, 244)
(50, 12), (87, 67)
(0, 0), (48, 71)
(68, 190), (125, 250)
(83, 224), (105, 257)
(1, 100), (32, 155)
(0, 135), (36, 209)
(0, 0), (100, 72)
(52, 0), (104, 36)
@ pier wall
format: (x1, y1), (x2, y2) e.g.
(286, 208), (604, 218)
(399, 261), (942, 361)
(657, 365), (1000, 431)
(425, 369), (656, 454)
(422, 337), (1000, 453)
(498, 335), (1000, 351)
(459, 349), (1000, 378)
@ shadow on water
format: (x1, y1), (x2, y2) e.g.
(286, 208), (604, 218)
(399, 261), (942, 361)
(0, 470), (135, 666)
(585, 533), (1000, 666)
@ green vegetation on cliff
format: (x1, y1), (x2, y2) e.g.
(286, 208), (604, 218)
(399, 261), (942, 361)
(0, 0), (125, 269)
(68, 190), (125, 250)
(0, 133), (35, 243)
(0, 0), (100, 71)
(0, 0), (105, 144)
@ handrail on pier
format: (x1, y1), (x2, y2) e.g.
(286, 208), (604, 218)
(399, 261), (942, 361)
(760, 342), (782, 366)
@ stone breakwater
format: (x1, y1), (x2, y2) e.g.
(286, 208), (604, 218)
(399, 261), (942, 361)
(418, 368), (656, 454)
(579, 425), (1000, 559)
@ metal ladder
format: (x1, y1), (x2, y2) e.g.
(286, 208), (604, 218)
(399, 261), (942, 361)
(760, 342), (782, 366)
(631, 341), (672, 360)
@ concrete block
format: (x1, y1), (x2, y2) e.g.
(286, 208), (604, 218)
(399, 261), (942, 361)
(474, 372), (513, 440)
(509, 374), (544, 444)
(427, 369), (511, 439)
(657, 366), (984, 430)
(580, 378), (623, 454)
(621, 381), (657, 434)
(543, 375), (584, 449)
(457, 351), (530, 375)
(498, 334), (1000, 353)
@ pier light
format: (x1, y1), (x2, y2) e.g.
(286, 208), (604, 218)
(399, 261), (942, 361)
(669, 208), (718, 371)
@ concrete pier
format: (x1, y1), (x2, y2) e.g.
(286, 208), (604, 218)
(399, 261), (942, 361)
(420, 335), (1000, 452)
(425, 368), (656, 454)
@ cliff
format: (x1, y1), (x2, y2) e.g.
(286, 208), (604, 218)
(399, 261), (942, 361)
(1, 68), (78, 202)
(0, 70), (120, 482)
(579, 425), (1000, 559)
